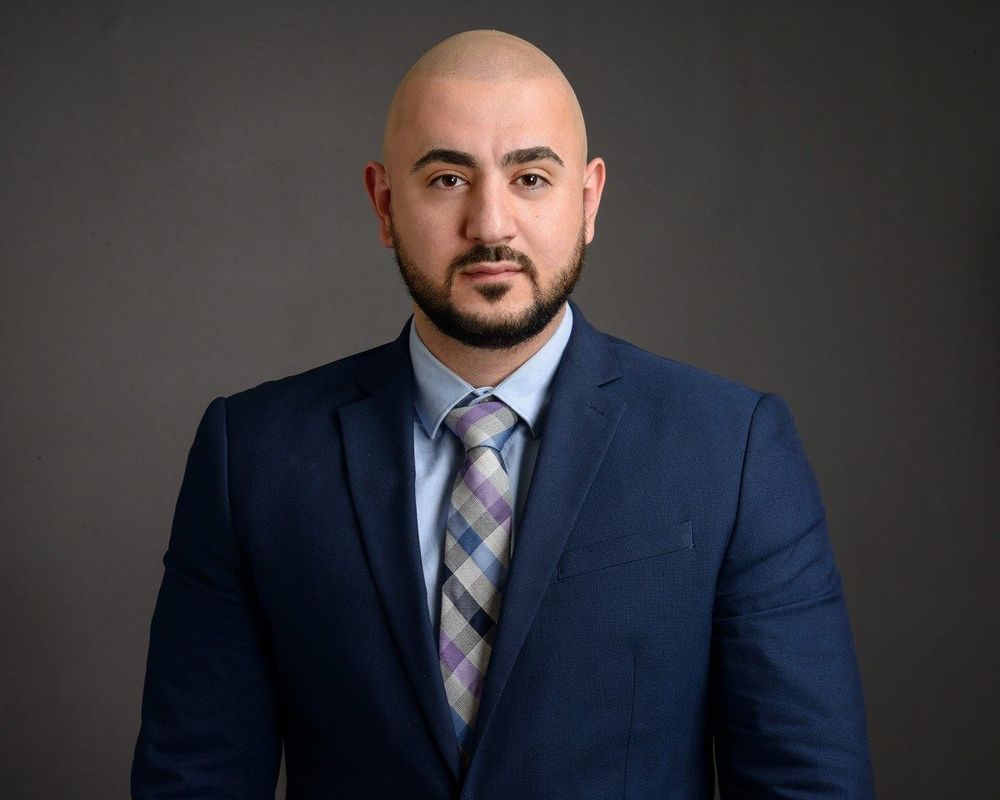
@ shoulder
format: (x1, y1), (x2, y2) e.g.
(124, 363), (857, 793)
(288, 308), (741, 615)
(578, 326), (785, 460)
(600, 331), (765, 417)
(584, 331), (802, 492)
(218, 338), (398, 432)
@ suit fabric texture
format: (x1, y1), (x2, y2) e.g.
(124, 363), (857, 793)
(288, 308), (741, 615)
(131, 299), (874, 799)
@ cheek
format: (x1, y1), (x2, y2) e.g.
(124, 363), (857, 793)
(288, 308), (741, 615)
(397, 197), (462, 242)
(396, 226), (461, 282)
(525, 213), (582, 264)
(528, 194), (583, 241)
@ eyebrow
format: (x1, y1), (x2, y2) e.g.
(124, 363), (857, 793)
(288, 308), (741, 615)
(501, 146), (564, 168)
(410, 146), (564, 173)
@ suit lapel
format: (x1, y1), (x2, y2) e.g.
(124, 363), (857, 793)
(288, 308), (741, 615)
(337, 319), (462, 780)
(467, 300), (626, 762)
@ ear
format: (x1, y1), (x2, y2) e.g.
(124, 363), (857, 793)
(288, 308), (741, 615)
(582, 157), (606, 245)
(364, 160), (394, 248)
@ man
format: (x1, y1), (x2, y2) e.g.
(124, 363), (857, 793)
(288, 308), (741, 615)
(132, 30), (874, 799)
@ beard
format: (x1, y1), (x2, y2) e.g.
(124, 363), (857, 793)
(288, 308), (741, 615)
(390, 218), (586, 350)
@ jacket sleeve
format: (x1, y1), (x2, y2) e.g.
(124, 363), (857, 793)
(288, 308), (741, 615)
(711, 393), (875, 798)
(131, 397), (282, 799)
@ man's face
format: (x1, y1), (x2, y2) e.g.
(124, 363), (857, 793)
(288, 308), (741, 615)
(367, 76), (605, 349)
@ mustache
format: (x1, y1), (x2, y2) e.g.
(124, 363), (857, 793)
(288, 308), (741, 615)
(450, 244), (535, 273)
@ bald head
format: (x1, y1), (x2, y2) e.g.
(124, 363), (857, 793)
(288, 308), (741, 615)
(382, 30), (587, 167)
(401, 29), (569, 82)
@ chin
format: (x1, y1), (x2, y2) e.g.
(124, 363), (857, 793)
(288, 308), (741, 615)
(466, 286), (531, 307)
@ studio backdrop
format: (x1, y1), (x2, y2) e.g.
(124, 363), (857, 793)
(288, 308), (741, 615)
(1, 2), (997, 798)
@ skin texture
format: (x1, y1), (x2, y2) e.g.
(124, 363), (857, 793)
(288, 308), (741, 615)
(364, 30), (606, 387)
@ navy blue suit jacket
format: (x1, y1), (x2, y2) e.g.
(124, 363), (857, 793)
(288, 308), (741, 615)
(132, 300), (874, 798)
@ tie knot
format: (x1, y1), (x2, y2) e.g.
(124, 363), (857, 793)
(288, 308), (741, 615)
(444, 397), (519, 452)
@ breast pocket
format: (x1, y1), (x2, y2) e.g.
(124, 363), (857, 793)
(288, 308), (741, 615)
(556, 520), (693, 580)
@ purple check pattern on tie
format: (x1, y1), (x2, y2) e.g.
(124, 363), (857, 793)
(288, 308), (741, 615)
(438, 397), (519, 755)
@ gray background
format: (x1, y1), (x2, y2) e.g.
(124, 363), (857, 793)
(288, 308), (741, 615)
(2, 1), (997, 798)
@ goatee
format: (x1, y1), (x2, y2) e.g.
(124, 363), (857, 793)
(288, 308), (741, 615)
(390, 220), (586, 350)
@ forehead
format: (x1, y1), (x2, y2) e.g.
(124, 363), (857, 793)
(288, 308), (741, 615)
(387, 75), (581, 165)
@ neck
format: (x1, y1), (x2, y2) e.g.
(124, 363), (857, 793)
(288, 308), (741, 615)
(413, 304), (567, 387)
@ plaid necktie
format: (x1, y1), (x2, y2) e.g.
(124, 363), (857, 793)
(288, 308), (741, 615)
(438, 396), (519, 756)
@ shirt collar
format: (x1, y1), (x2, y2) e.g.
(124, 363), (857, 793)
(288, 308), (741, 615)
(409, 302), (574, 440)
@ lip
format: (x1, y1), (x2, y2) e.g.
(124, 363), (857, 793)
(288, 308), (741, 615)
(461, 263), (523, 277)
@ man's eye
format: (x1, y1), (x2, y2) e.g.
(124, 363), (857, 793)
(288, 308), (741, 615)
(516, 174), (549, 189)
(430, 174), (467, 189)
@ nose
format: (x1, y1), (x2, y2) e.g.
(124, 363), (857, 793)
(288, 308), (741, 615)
(463, 176), (517, 244)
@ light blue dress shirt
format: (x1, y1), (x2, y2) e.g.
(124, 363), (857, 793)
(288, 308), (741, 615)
(409, 302), (574, 634)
